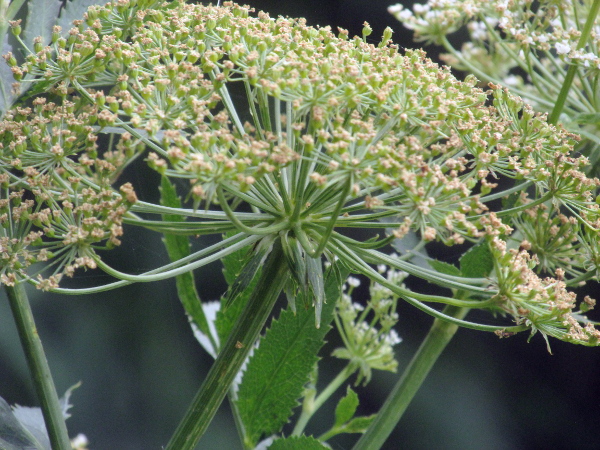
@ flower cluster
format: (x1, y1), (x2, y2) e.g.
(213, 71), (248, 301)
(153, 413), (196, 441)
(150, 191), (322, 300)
(509, 197), (582, 278)
(0, 0), (597, 343)
(333, 270), (404, 384)
(0, 99), (136, 288)
(489, 237), (600, 349)
(389, 1), (600, 70)
(389, 1), (600, 169)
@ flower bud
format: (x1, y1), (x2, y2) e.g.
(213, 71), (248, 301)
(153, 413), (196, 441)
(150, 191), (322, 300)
(9, 20), (22, 37)
(362, 22), (372, 41)
(379, 27), (393, 47)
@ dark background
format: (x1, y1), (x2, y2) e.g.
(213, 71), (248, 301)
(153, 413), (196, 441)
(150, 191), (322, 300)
(1, 1), (600, 449)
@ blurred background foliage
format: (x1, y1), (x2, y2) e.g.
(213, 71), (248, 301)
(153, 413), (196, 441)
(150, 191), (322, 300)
(1, 0), (600, 449)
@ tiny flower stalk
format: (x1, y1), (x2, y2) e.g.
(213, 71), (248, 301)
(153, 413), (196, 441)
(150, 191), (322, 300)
(1, 1), (600, 448)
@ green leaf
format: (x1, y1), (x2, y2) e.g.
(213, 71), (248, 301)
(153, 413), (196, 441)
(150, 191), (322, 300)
(281, 233), (307, 304)
(427, 259), (461, 277)
(57, 0), (107, 35)
(0, 384), (80, 450)
(306, 255), (324, 328)
(159, 177), (212, 344)
(236, 264), (345, 447)
(223, 237), (273, 310)
(501, 192), (520, 211)
(221, 232), (254, 285)
(337, 414), (376, 434)
(215, 236), (259, 345)
(23, 0), (62, 49)
(0, 396), (43, 450)
(571, 112), (600, 126)
(334, 386), (359, 427)
(268, 436), (329, 450)
(460, 241), (494, 278)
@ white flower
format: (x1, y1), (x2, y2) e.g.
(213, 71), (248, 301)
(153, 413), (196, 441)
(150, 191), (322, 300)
(555, 40), (571, 55)
(353, 302), (365, 312)
(384, 329), (403, 346)
(468, 21), (487, 40)
(574, 51), (597, 67)
(485, 17), (498, 27)
(71, 434), (89, 449)
(550, 18), (562, 28)
(388, 3), (404, 14)
(347, 276), (361, 287)
(397, 9), (414, 21)
(413, 4), (430, 14)
(503, 75), (520, 86)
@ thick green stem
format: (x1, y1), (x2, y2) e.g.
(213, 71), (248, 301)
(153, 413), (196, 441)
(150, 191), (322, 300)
(548, 0), (600, 125)
(165, 239), (288, 450)
(353, 305), (468, 450)
(4, 283), (71, 450)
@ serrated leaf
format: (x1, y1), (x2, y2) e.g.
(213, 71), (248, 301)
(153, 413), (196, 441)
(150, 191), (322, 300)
(0, 396), (42, 450)
(337, 414), (376, 434)
(159, 176), (212, 343)
(190, 301), (220, 359)
(268, 436), (329, 450)
(0, 384), (80, 450)
(460, 241), (493, 278)
(236, 264), (346, 447)
(428, 259), (461, 277)
(23, 0), (62, 49)
(334, 386), (359, 427)
(57, 0), (106, 34)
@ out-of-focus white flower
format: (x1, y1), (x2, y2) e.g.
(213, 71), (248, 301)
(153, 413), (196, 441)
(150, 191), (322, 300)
(555, 40), (571, 55)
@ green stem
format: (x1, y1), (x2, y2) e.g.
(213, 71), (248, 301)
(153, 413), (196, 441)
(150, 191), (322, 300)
(165, 239), (288, 450)
(4, 283), (71, 450)
(353, 305), (468, 450)
(292, 362), (357, 436)
(548, 0), (600, 125)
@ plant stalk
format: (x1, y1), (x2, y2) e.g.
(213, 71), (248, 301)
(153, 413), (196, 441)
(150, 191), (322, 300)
(4, 282), (71, 450)
(353, 305), (468, 450)
(165, 238), (288, 450)
(292, 362), (357, 437)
